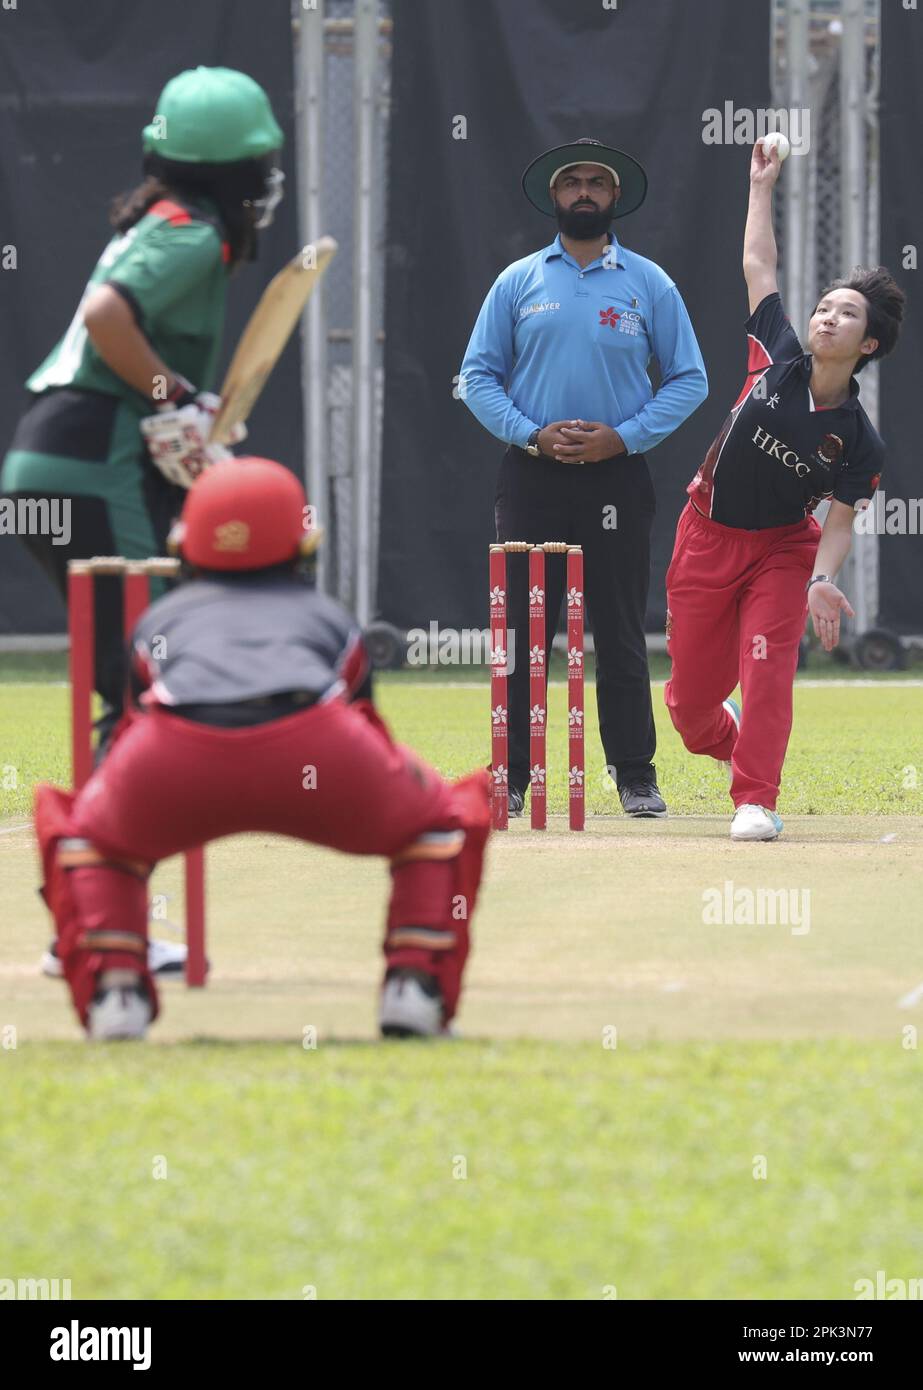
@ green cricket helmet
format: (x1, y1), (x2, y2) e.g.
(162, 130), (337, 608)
(142, 67), (285, 234)
(142, 66), (283, 164)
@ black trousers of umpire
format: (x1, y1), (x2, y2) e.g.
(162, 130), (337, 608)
(495, 444), (657, 796)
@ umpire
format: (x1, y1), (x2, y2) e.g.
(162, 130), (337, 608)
(460, 138), (708, 817)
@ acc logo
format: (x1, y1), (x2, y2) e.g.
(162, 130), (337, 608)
(618, 310), (643, 336)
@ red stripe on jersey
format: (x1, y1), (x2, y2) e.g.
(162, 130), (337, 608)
(731, 333), (773, 409)
(149, 198), (230, 262)
(148, 198), (193, 227)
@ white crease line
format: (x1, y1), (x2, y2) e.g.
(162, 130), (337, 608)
(898, 982), (923, 1010)
(0, 823), (32, 836)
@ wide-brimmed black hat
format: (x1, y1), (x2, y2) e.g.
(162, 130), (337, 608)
(522, 137), (647, 219)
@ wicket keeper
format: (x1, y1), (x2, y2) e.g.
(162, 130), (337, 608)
(33, 459), (491, 1041)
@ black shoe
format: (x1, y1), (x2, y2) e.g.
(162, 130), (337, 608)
(508, 788), (525, 817)
(618, 773), (667, 818)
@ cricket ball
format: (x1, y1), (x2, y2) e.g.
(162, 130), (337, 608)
(761, 131), (791, 162)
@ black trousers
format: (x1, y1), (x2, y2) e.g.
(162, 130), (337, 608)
(495, 445), (657, 794)
(11, 485), (179, 718)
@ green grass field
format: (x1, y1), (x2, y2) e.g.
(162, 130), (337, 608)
(1, 664), (922, 1298)
(2, 1042), (921, 1300)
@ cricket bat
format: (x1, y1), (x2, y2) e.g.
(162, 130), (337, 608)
(208, 236), (338, 445)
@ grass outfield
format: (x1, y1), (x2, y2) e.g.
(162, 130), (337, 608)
(1, 1042), (921, 1300)
(1, 667), (922, 1299)
(1, 671), (922, 820)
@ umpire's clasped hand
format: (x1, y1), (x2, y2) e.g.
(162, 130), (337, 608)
(547, 419), (626, 463)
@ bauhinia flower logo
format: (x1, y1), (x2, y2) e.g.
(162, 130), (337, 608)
(568, 646), (583, 667)
(530, 764), (546, 785)
(491, 704), (507, 727)
(529, 644), (545, 666)
(489, 584), (506, 606)
(569, 767), (585, 787)
(492, 764), (508, 787)
(567, 586), (583, 608)
(568, 706), (583, 727)
(599, 306), (620, 328)
(528, 584), (544, 605)
(489, 644), (507, 668)
(530, 704), (545, 725)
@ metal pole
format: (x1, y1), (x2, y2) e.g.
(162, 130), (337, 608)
(352, 0), (378, 625)
(293, 0), (329, 591)
(840, 0), (866, 274)
(783, 0), (810, 330)
(840, 0), (874, 635)
(859, 0), (882, 630)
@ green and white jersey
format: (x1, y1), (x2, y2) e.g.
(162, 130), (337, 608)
(27, 197), (229, 408)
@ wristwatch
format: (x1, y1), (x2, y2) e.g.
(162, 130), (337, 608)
(806, 574), (832, 592)
(525, 428), (542, 457)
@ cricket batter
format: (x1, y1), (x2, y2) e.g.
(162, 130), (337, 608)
(664, 140), (904, 840)
(33, 459), (491, 1041)
(2, 65), (284, 977)
(1, 65), (283, 743)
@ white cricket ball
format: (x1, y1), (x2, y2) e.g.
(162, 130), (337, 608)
(761, 131), (791, 162)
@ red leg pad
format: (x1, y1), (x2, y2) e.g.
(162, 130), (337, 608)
(34, 783), (158, 1029)
(384, 768), (491, 1023)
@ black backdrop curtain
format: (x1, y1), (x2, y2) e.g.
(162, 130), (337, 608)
(378, 0), (771, 632)
(0, 0), (300, 635)
(878, 5), (923, 635)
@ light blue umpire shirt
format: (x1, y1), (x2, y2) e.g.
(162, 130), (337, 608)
(460, 231), (708, 455)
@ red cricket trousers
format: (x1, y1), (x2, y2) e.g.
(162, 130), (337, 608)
(35, 697), (490, 1028)
(663, 502), (820, 810)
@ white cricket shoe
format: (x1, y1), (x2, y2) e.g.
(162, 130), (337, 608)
(730, 804), (783, 842)
(146, 938), (188, 975)
(722, 698), (741, 786)
(42, 936), (187, 979)
(87, 972), (152, 1041)
(379, 969), (444, 1038)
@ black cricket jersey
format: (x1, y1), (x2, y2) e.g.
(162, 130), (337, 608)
(687, 292), (884, 529)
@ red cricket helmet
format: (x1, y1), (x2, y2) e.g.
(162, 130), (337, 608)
(168, 457), (320, 571)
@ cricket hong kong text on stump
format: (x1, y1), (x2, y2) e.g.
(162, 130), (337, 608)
(67, 557), (207, 987)
(489, 542), (585, 832)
